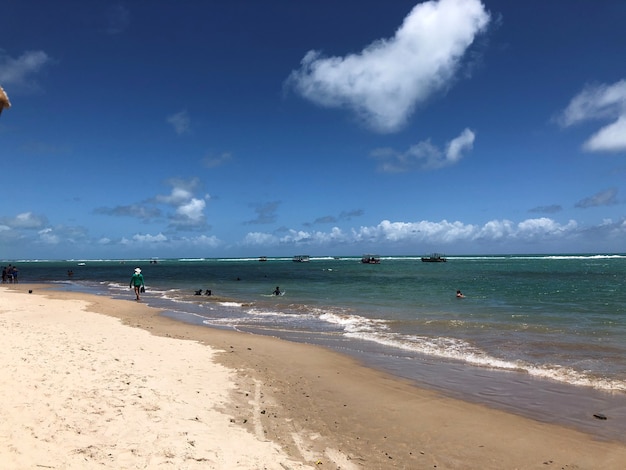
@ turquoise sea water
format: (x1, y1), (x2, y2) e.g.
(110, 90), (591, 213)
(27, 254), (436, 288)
(6, 254), (626, 439)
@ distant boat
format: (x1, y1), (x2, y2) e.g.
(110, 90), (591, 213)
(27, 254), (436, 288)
(361, 254), (381, 264)
(421, 253), (447, 262)
(292, 255), (310, 262)
(258, 256), (268, 262)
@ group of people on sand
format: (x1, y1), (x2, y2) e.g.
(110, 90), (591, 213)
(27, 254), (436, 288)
(2, 265), (18, 283)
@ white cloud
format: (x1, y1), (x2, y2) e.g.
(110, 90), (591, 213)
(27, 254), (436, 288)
(372, 128), (475, 172)
(176, 198), (206, 222)
(356, 219), (479, 243)
(584, 116), (626, 152)
(446, 128), (475, 163)
(4, 214), (624, 258)
(237, 217), (586, 254)
(187, 234), (221, 248)
(156, 186), (194, 205)
(243, 218), (578, 247)
(0, 50), (52, 89)
(152, 178), (209, 229)
(558, 79), (626, 153)
(167, 110), (191, 135)
(516, 218), (577, 238)
(365, 218), (578, 244)
(287, 0), (490, 133)
(95, 178), (209, 231)
(477, 219), (515, 240)
(242, 227), (349, 247)
(38, 227), (59, 244)
(243, 232), (279, 246)
(1, 212), (48, 229)
(131, 233), (168, 243)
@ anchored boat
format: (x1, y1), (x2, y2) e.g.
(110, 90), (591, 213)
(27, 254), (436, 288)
(421, 253), (447, 262)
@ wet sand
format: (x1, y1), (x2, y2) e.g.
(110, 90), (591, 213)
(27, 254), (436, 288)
(2, 284), (626, 469)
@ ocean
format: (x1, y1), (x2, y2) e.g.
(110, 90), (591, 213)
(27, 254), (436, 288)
(6, 254), (626, 441)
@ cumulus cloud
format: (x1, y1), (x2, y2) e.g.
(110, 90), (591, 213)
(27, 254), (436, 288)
(287, 0), (490, 132)
(156, 182), (196, 206)
(186, 234), (221, 248)
(575, 188), (619, 208)
(584, 116), (626, 152)
(243, 227), (348, 247)
(371, 128), (475, 172)
(516, 218), (578, 239)
(34, 224), (90, 246)
(118, 232), (222, 251)
(172, 197), (206, 225)
(445, 128), (476, 163)
(240, 217), (585, 252)
(0, 49), (53, 90)
(557, 79), (626, 152)
(131, 233), (168, 243)
(242, 231), (279, 246)
(0, 212), (48, 229)
(38, 227), (59, 245)
(97, 178), (210, 230)
(154, 178), (209, 229)
(367, 218), (579, 244)
(167, 110), (191, 135)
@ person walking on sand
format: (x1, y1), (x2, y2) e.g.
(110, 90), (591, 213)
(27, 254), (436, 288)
(130, 267), (145, 301)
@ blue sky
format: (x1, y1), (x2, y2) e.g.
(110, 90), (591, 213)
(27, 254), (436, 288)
(1, 0), (625, 259)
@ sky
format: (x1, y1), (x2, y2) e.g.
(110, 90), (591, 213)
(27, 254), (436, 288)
(1, 0), (626, 260)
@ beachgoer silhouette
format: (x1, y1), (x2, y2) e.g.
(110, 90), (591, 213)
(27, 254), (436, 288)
(129, 267), (145, 301)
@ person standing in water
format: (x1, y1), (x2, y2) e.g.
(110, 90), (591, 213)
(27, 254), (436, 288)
(273, 286), (281, 296)
(130, 267), (145, 301)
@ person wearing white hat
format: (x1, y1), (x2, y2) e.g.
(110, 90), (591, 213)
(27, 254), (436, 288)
(129, 267), (145, 301)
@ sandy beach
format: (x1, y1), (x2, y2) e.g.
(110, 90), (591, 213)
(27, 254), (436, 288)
(2, 285), (626, 469)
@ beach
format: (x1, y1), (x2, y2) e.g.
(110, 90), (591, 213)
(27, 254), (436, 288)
(2, 285), (626, 469)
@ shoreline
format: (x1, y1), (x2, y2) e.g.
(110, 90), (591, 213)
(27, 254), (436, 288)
(2, 284), (626, 469)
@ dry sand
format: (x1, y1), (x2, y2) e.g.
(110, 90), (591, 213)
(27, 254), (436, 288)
(1, 285), (626, 469)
